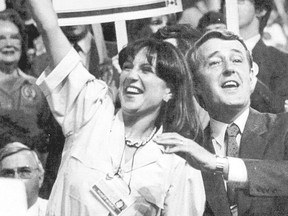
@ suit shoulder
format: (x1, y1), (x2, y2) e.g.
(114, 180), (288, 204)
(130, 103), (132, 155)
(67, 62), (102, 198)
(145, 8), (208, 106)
(266, 45), (288, 58)
(263, 112), (288, 132)
(251, 109), (288, 126)
(254, 40), (288, 59)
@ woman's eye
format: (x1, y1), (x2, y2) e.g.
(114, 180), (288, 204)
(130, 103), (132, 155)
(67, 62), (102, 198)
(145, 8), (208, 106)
(141, 66), (154, 73)
(122, 62), (132, 70)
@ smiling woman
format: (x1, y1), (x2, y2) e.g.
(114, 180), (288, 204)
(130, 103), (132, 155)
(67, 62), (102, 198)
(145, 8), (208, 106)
(37, 38), (205, 216)
(118, 39), (201, 137)
(0, 9), (29, 72)
(27, 0), (206, 215)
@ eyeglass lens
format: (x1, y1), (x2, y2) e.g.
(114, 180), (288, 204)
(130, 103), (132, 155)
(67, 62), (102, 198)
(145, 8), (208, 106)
(0, 166), (37, 179)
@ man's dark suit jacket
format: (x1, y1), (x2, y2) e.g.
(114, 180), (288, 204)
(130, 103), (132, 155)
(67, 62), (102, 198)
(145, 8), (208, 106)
(251, 39), (288, 113)
(202, 108), (288, 216)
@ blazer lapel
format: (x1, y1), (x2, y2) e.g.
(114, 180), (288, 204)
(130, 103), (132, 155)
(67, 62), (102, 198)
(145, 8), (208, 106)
(240, 108), (268, 159)
(237, 108), (269, 215)
(202, 125), (232, 216)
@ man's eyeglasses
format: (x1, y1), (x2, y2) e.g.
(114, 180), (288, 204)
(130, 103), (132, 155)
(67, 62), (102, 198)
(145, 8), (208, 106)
(0, 166), (38, 179)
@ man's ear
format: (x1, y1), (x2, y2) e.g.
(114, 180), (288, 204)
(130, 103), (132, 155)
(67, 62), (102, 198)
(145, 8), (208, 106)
(250, 62), (259, 91)
(251, 62), (259, 76)
(38, 170), (44, 188)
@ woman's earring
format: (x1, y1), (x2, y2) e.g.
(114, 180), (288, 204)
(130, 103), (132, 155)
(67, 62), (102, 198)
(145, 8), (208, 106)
(163, 93), (172, 102)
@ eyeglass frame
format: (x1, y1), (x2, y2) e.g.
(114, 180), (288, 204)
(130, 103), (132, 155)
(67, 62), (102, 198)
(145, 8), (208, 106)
(0, 166), (39, 179)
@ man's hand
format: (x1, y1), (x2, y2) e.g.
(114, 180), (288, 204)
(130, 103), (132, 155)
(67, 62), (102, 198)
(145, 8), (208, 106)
(154, 132), (217, 172)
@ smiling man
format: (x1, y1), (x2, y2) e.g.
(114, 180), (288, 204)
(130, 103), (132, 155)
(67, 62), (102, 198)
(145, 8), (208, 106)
(155, 29), (288, 216)
(221, 0), (288, 113)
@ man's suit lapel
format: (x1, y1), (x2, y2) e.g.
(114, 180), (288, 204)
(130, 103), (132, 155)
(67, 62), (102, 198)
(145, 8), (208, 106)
(252, 40), (271, 85)
(240, 108), (268, 159)
(202, 125), (232, 216)
(237, 108), (269, 215)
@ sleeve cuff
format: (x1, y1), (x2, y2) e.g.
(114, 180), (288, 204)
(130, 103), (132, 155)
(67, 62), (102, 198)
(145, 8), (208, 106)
(227, 157), (248, 188)
(36, 48), (81, 96)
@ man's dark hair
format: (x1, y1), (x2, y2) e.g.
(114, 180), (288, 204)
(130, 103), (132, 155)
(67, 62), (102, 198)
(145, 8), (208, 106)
(187, 29), (253, 73)
(197, 11), (226, 33)
(152, 24), (202, 55)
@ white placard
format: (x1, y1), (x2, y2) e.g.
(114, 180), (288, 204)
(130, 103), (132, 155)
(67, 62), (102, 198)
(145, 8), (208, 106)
(225, 0), (239, 35)
(0, 178), (27, 216)
(52, 0), (182, 26)
(0, 0), (5, 11)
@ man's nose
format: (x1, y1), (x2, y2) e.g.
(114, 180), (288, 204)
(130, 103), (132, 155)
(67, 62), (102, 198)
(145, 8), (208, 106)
(223, 61), (236, 76)
(5, 38), (12, 46)
(13, 171), (22, 179)
(223, 69), (236, 76)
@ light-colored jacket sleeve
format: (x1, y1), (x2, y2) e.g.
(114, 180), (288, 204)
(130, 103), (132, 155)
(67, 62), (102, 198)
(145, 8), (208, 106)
(162, 161), (206, 216)
(36, 48), (112, 136)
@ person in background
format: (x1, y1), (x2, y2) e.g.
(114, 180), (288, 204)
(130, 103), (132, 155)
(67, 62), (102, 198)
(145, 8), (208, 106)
(197, 11), (226, 33)
(262, 4), (288, 52)
(0, 8), (64, 199)
(27, 0), (206, 215)
(155, 29), (288, 216)
(221, 0), (288, 113)
(178, 0), (221, 28)
(126, 14), (177, 44)
(5, 0), (40, 69)
(152, 24), (201, 54)
(0, 8), (50, 152)
(0, 142), (47, 216)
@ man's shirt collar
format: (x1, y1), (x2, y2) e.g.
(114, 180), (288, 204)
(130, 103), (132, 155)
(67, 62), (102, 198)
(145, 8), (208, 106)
(210, 108), (250, 151)
(244, 34), (261, 53)
(76, 32), (93, 55)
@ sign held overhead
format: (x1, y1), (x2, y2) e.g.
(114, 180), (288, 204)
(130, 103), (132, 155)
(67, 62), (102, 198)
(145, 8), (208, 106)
(53, 0), (182, 26)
